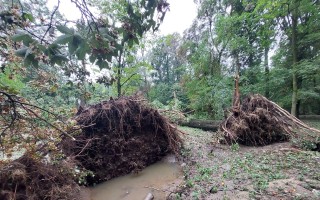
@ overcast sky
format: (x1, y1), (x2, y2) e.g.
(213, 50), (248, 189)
(159, 0), (197, 35)
(48, 0), (197, 36)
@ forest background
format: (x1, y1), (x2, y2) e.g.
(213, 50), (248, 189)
(0, 0), (320, 155)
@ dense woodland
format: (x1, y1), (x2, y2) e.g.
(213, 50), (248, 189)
(0, 0), (320, 155)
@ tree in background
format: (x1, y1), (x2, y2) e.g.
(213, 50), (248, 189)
(145, 0), (320, 119)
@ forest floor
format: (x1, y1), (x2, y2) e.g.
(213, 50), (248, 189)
(173, 120), (320, 200)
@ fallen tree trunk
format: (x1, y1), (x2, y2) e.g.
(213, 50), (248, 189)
(179, 119), (221, 131)
(299, 115), (320, 120)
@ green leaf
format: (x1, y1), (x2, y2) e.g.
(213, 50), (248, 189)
(123, 33), (129, 42)
(68, 39), (78, 55)
(21, 12), (34, 22)
(15, 47), (29, 57)
(11, 31), (34, 46)
(51, 54), (69, 66)
(106, 54), (112, 62)
(96, 59), (109, 69)
(128, 39), (134, 48)
(127, 4), (134, 15)
(37, 44), (46, 51)
(66, 80), (74, 86)
(54, 34), (73, 44)
(114, 43), (123, 51)
(56, 25), (74, 34)
(75, 41), (89, 60)
(133, 37), (139, 45)
(12, 32), (30, 42)
(46, 43), (60, 56)
(68, 34), (83, 55)
(103, 33), (116, 42)
(22, 37), (34, 46)
(89, 54), (96, 63)
(24, 54), (38, 68)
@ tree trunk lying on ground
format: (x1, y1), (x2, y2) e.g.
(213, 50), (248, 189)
(178, 119), (221, 131)
(299, 115), (320, 120)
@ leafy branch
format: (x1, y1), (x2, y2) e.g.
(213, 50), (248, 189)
(0, 90), (75, 141)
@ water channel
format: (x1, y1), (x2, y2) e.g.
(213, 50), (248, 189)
(90, 155), (182, 200)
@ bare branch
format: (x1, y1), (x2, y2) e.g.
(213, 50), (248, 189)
(121, 73), (138, 87)
(0, 90), (75, 140)
(41, 0), (60, 44)
(0, 91), (17, 139)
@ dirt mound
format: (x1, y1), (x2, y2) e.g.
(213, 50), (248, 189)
(220, 94), (320, 146)
(0, 154), (79, 200)
(63, 95), (182, 185)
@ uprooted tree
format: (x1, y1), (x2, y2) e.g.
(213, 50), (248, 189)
(220, 94), (320, 150)
(62, 95), (182, 185)
(0, 94), (183, 198)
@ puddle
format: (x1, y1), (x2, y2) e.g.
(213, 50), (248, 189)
(90, 155), (182, 200)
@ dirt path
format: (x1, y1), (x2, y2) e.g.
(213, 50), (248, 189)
(170, 127), (320, 200)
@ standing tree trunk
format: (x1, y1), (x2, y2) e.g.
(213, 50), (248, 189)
(233, 54), (241, 108)
(291, 0), (299, 117)
(264, 47), (270, 98)
(165, 55), (170, 83)
(117, 46), (124, 97)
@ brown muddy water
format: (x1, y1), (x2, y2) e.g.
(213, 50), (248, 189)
(90, 155), (182, 200)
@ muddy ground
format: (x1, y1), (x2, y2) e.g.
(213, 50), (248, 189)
(169, 122), (320, 200)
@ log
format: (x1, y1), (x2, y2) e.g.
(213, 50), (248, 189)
(299, 115), (320, 120)
(178, 119), (221, 131)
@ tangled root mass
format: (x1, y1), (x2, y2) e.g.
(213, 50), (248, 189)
(220, 94), (320, 147)
(0, 154), (79, 200)
(63, 95), (182, 185)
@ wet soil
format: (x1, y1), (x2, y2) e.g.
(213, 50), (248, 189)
(91, 154), (183, 200)
(173, 126), (320, 200)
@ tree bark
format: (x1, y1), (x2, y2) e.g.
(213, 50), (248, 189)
(117, 49), (124, 97)
(179, 119), (221, 131)
(291, 0), (299, 117)
(264, 47), (270, 98)
(233, 54), (241, 108)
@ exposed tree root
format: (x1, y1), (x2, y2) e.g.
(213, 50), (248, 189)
(0, 154), (79, 200)
(62, 95), (183, 185)
(220, 94), (320, 149)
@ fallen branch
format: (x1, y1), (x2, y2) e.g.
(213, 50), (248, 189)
(0, 90), (74, 140)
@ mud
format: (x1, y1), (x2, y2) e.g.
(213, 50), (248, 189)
(91, 154), (183, 200)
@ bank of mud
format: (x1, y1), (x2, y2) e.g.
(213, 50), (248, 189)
(171, 126), (320, 200)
